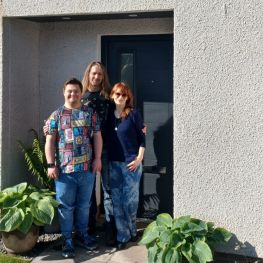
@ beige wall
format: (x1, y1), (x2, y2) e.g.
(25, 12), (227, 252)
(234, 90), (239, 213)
(2, 18), (40, 187)
(1, 0), (263, 258)
(39, 18), (173, 123)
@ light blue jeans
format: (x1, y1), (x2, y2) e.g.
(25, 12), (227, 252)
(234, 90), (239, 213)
(110, 161), (142, 243)
(55, 171), (95, 239)
(101, 150), (114, 223)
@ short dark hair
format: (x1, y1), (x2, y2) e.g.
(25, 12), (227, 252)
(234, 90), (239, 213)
(64, 78), (83, 93)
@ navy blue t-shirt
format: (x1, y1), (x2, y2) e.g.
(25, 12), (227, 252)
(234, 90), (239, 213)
(107, 108), (145, 163)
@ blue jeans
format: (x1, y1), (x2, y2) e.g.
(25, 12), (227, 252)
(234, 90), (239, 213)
(89, 149), (114, 227)
(110, 161), (142, 243)
(101, 150), (114, 223)
(55, 171), (95, 239)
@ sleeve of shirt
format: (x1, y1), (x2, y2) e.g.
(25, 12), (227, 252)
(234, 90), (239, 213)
(132, 110), (146, 148)
(46, 111), (59, 135)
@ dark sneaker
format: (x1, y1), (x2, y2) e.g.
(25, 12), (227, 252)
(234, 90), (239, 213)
(75, 232), (98, 251)
(117, 241), (127, 250)
(62, 238), (75, 258)
(130, 234), (139, 242)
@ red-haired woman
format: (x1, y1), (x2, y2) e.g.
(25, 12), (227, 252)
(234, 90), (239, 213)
(107, 82), (145, 250)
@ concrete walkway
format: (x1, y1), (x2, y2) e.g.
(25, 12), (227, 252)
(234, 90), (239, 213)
(32, 240), (148, 263)
(31, 218), (149, 263)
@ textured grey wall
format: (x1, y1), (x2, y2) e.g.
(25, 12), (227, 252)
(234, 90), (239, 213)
(2, 18), (40, 187)
(1, 0), (263, 258)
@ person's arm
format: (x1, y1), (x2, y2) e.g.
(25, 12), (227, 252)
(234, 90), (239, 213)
(43, 124), (48, 136)
(45, 134), (59, 179)
(127, 146), (145, 172)
(127, 110), (146, 171)
(92, 131), (102, 173)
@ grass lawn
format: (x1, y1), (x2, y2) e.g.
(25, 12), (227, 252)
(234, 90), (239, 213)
(0, 253), (30, 263)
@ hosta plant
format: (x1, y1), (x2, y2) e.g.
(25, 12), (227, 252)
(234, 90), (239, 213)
(0, 182), (59, 234)
(139, 213), (232, 263)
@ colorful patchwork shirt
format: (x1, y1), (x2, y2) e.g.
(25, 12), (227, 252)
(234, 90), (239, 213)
(46, 105), (100, 173)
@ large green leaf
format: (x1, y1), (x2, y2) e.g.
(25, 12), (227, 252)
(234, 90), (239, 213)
(159, 230), (171, 244)
(2, 194), (27, 209)
(173, 216), (191, 230)
(181, 243), (193, 262)
(192, 240), (213, 263)
(3, 182), (28, 195)
(156, 213), (173, 228)
(156, 246), (168, 263)
(29, 191), (43, 201)
(171, 232), (186, 249)
(43, 196), (59, 207)
(30, 199), (54, 225)
(148, 244), (159, 263)
(139, 221), (159, 245)
(182, 222), (206, 234)
(209, 227), (232, 243)
(17, 212), (33, 234)
(165, 248), (182, 263)
(140, 228), (159, 245)
(0, 192), (7, 205)
(0, 208), (24, 232)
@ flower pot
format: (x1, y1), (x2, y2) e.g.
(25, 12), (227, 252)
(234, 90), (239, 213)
(1, 225), (39, 254)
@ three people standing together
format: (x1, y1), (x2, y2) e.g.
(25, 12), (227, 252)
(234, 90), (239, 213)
(44, 62), (145, 258)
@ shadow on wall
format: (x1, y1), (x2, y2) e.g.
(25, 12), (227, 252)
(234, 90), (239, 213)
(139, 116), (173, 219)
(216, 234), (261, 260)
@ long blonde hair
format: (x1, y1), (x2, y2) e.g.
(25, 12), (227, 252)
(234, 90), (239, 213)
(82, 62), (111, 99)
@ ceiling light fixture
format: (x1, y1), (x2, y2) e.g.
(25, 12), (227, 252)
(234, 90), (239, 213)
(62, 17), (71, 20)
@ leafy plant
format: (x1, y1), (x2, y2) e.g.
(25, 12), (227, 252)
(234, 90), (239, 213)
(18, 129), (53, 190)
(139, 213), (232, 263)
(0, 182), (59, 234)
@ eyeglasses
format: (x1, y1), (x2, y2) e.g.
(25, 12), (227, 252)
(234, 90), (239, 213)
(115, 92), (127, 98)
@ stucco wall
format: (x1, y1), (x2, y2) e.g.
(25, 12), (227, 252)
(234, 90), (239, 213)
(1, 0), (263, 258)
(173, 0), (263, 257)
(2, 18), (40, 187)
(39, 18), (173, 123)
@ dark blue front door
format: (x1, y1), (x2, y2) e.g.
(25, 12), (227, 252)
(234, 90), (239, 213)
(102, 34), (173, 218)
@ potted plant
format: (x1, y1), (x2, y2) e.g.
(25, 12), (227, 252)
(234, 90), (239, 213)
(0, 182), (59, 253)
(139, 213), (232, 263)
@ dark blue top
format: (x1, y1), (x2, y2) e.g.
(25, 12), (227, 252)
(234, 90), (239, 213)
(107, 108), (145, 162)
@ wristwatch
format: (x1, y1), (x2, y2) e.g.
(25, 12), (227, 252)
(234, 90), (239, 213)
(47, 163), (55, 168)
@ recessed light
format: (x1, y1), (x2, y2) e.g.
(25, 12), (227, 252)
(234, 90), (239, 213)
(128, 14), (138, 17)
(62, 17), (71, 20)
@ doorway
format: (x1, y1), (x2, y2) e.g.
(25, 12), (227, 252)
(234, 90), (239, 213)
(102, 34), (173, 218)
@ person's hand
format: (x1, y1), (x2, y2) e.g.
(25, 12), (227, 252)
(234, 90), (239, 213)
(142, 124), (147, 135)
(127, 157), (142, 172)
(43, 124), (48, 136)
(47, 167), (58, 179)
(92, 158), (102, 173)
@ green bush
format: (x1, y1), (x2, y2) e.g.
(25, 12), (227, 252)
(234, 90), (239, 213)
(139, 213), (232, 263)
(0, 182), (59, 234)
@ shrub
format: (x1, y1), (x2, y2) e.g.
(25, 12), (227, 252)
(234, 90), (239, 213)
(139, 213), (232, 263)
